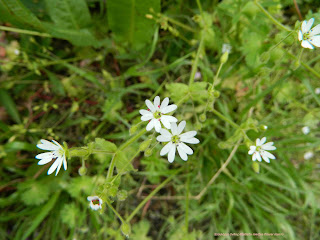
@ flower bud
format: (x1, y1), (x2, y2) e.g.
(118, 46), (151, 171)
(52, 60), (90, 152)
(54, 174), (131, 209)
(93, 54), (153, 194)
(199, 113), (206, 122)
(213, 90), (220, 98)
(259, 125), (268, 131)
(78, 166), (87, 176)
(145, 14), (153, 19)
(144, 148), (153, 157)
(117, 190), (128, 201)
(252, 162), (260, 174)
(129, 125), (138, 135)
(121, 222), (131, 238)
(220, 51), (229, 63)
(139, 138), (152, 152)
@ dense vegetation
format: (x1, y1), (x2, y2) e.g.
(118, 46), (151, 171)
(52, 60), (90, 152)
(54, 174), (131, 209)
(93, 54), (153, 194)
(1, 0), (320, 239)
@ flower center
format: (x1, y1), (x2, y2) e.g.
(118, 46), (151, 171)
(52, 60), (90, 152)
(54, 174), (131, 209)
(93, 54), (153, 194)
(303, 32), (310, 40)
(153, 111), (162, 119)
(92, 199), (100, 205)
(256, 146), (262, 152)
(57, 148), (64, 156)
(171, 135), (180, 144)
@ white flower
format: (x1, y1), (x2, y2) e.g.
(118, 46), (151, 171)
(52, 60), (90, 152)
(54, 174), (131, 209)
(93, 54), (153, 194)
(139, 96), (177, 133)
(248, 137), (276, 163)
(298, 18), (320, 49)
(315, 88), (320, 95)
(304, 151), (314, 160)
(35, 139), (67, 176)
(222, 43), (232, 54)
(14, 49), (20, 55)
(194, 72), (202, 80)
(87, 196), (103, 210)
(302, 126), (310, 135)
(156, 121), (200, 163)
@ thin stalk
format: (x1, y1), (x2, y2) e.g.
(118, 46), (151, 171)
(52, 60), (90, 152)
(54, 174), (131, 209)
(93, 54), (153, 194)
(268, 31), (294, 52)
(167, 17), (197, 33)
(119, 129), (146, 151)
(195, 139), (241, 200)
(211, 108), (239, 129)
(0, 26), (51, 37)
(254, 1), (291, 32)
(212, 61), (224, 87)
(105, 199), (125, 223)
(106, 153), (117, 180)
(185, 163), (191, 230)
(126, 168), (183, 222)
(189, 35), (205, 85)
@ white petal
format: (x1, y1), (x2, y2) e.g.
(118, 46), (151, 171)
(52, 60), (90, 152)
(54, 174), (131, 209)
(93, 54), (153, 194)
(177, 145), (188, 161)
(154, 120), (161, 132)
(256, 138), (261, 146)
(160, 128), (172, 137)
(171, 122), (178, 135)
(47, 158), (61, 175)
(248, 149), (255, 155)
(181, 137), (199, 144)
(36, 152), (53, 160)
(139, 109), (151, 115)
(87, 196), (95, 201)
(145, 99), (156, 112)
(161, 115), (177, 129)
(309, 35), (320, 47)
(141, 114), (153, 121)
(157, 134), (171, 142)
(160, 97), (169, 111)
(153, 96), (160, 109)
(52, 140), (63, 149)
(310, 24), (320, 36)
(37, 139), (59, 151)
(162, 104), (177, 114)
(178, 142), (193, 155)
(260, 151), (270, 163)
(168, 145), (176, 163)
(301, 20), (308, 33)
(63, 155), (67, 170)
(252, 152), (257, 161)
(304, 18), (314, 33)
(179, 131), (197, 139)
(160, 142), (173, 156)
(146, 119), (155, 131)
(298, 30), (302, 41)
(301, 40), (314, 49)
(261, 143), (276, 151)
(259, 137), (266, 145)
(262, 151), (276, 160)
(255, 152), (262, 162)
(54, 157), (63, 176)
(177, 121), (186, 135)
(37, 153), (54, 165)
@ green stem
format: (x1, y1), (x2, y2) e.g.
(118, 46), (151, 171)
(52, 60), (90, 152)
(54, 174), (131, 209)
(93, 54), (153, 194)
(106, 153), (116, 180)
(126, 168), (183, 222)
(196, 0), (204, 16)
(254, 1), (291, 32)
(211, 109), (239, 129)
(0, 26), (51, 37)
(212, 62), (224, 87)
(268, 31), (294, 52)
(189, 35), (205, 85)
(185, 163), (191, 231)
(119, 129), (146, 151)
(105, 199), (125, 223)
(167, 17), (197, 33)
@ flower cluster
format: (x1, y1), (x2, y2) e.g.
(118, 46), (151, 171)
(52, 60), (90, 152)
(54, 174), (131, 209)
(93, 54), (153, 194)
(140, 96), (200, 163)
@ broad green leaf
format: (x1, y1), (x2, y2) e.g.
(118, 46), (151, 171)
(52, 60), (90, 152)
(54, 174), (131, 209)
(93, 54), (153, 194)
(114, 151), (134, 173)
(107, 0), (160, 49)
(94, 138), (117, 153)
(166, 83), (189, 103)
(0, 0), (45, 30)
(44, 0), (91, 29)
(0, 89), (21, 124)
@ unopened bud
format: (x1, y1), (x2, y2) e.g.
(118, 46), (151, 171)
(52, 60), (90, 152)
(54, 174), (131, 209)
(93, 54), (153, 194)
(129, 125), (138, 135)
(139, 138), (152, 152)
(252, 162), (260, 174)
(117, 190), (128, 201)
(213, 90), (220, 98)
(121, 222), (131, 238)
(144, 148), (153, 157)
(78, 166), (87, 176)
(220, 51), (229, 63)
(199, 114), (206, 122)
(259, 125), (268, 131)
(145, 14), (153, 19)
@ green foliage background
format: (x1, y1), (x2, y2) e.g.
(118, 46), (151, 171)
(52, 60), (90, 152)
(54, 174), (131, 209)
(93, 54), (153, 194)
(1, 0), (320, 239)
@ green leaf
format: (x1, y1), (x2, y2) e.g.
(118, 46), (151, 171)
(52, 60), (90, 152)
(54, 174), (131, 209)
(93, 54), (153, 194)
(67, 176), (94, 198)
(18, 181), (50, 206)
(107, 0), (160, 49)
(44, 0), (91, 29)
(114, 151), (134, 173)
(0, 89), (21, 124)
(94, 138), (117, 153)
(166, 83), (189, 103)
(60, 203), (77, 228)
(0, 0), (45, 30)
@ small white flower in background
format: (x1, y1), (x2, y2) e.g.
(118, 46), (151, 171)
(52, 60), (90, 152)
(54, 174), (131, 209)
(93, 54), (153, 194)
(140, 96), (177, 133)
(14, 49), (20, 55)
(304, 151), (314, 160)
(315, 88), (320, 95)
(87, 196), (103, 210)
(156, 121), (200, 163)
(35, 139), (67, 176)
(302, 126), (310, 135)
(298, 18), (320, 49)
(194, 72), (202, 80)
(222, 43), (232, 54)
(248, 137), (276, 163)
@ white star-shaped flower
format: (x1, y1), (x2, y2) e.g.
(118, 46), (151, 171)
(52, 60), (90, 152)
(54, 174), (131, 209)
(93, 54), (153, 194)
(35, 139), (67, 176)
(156, 121), (200, 163)
(139, 96), (178, 133)
(87, 196), (103, 210)
(298, 18), (320, 49)
(248, 137), (276, 163)
(302, 126), (310, 135)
